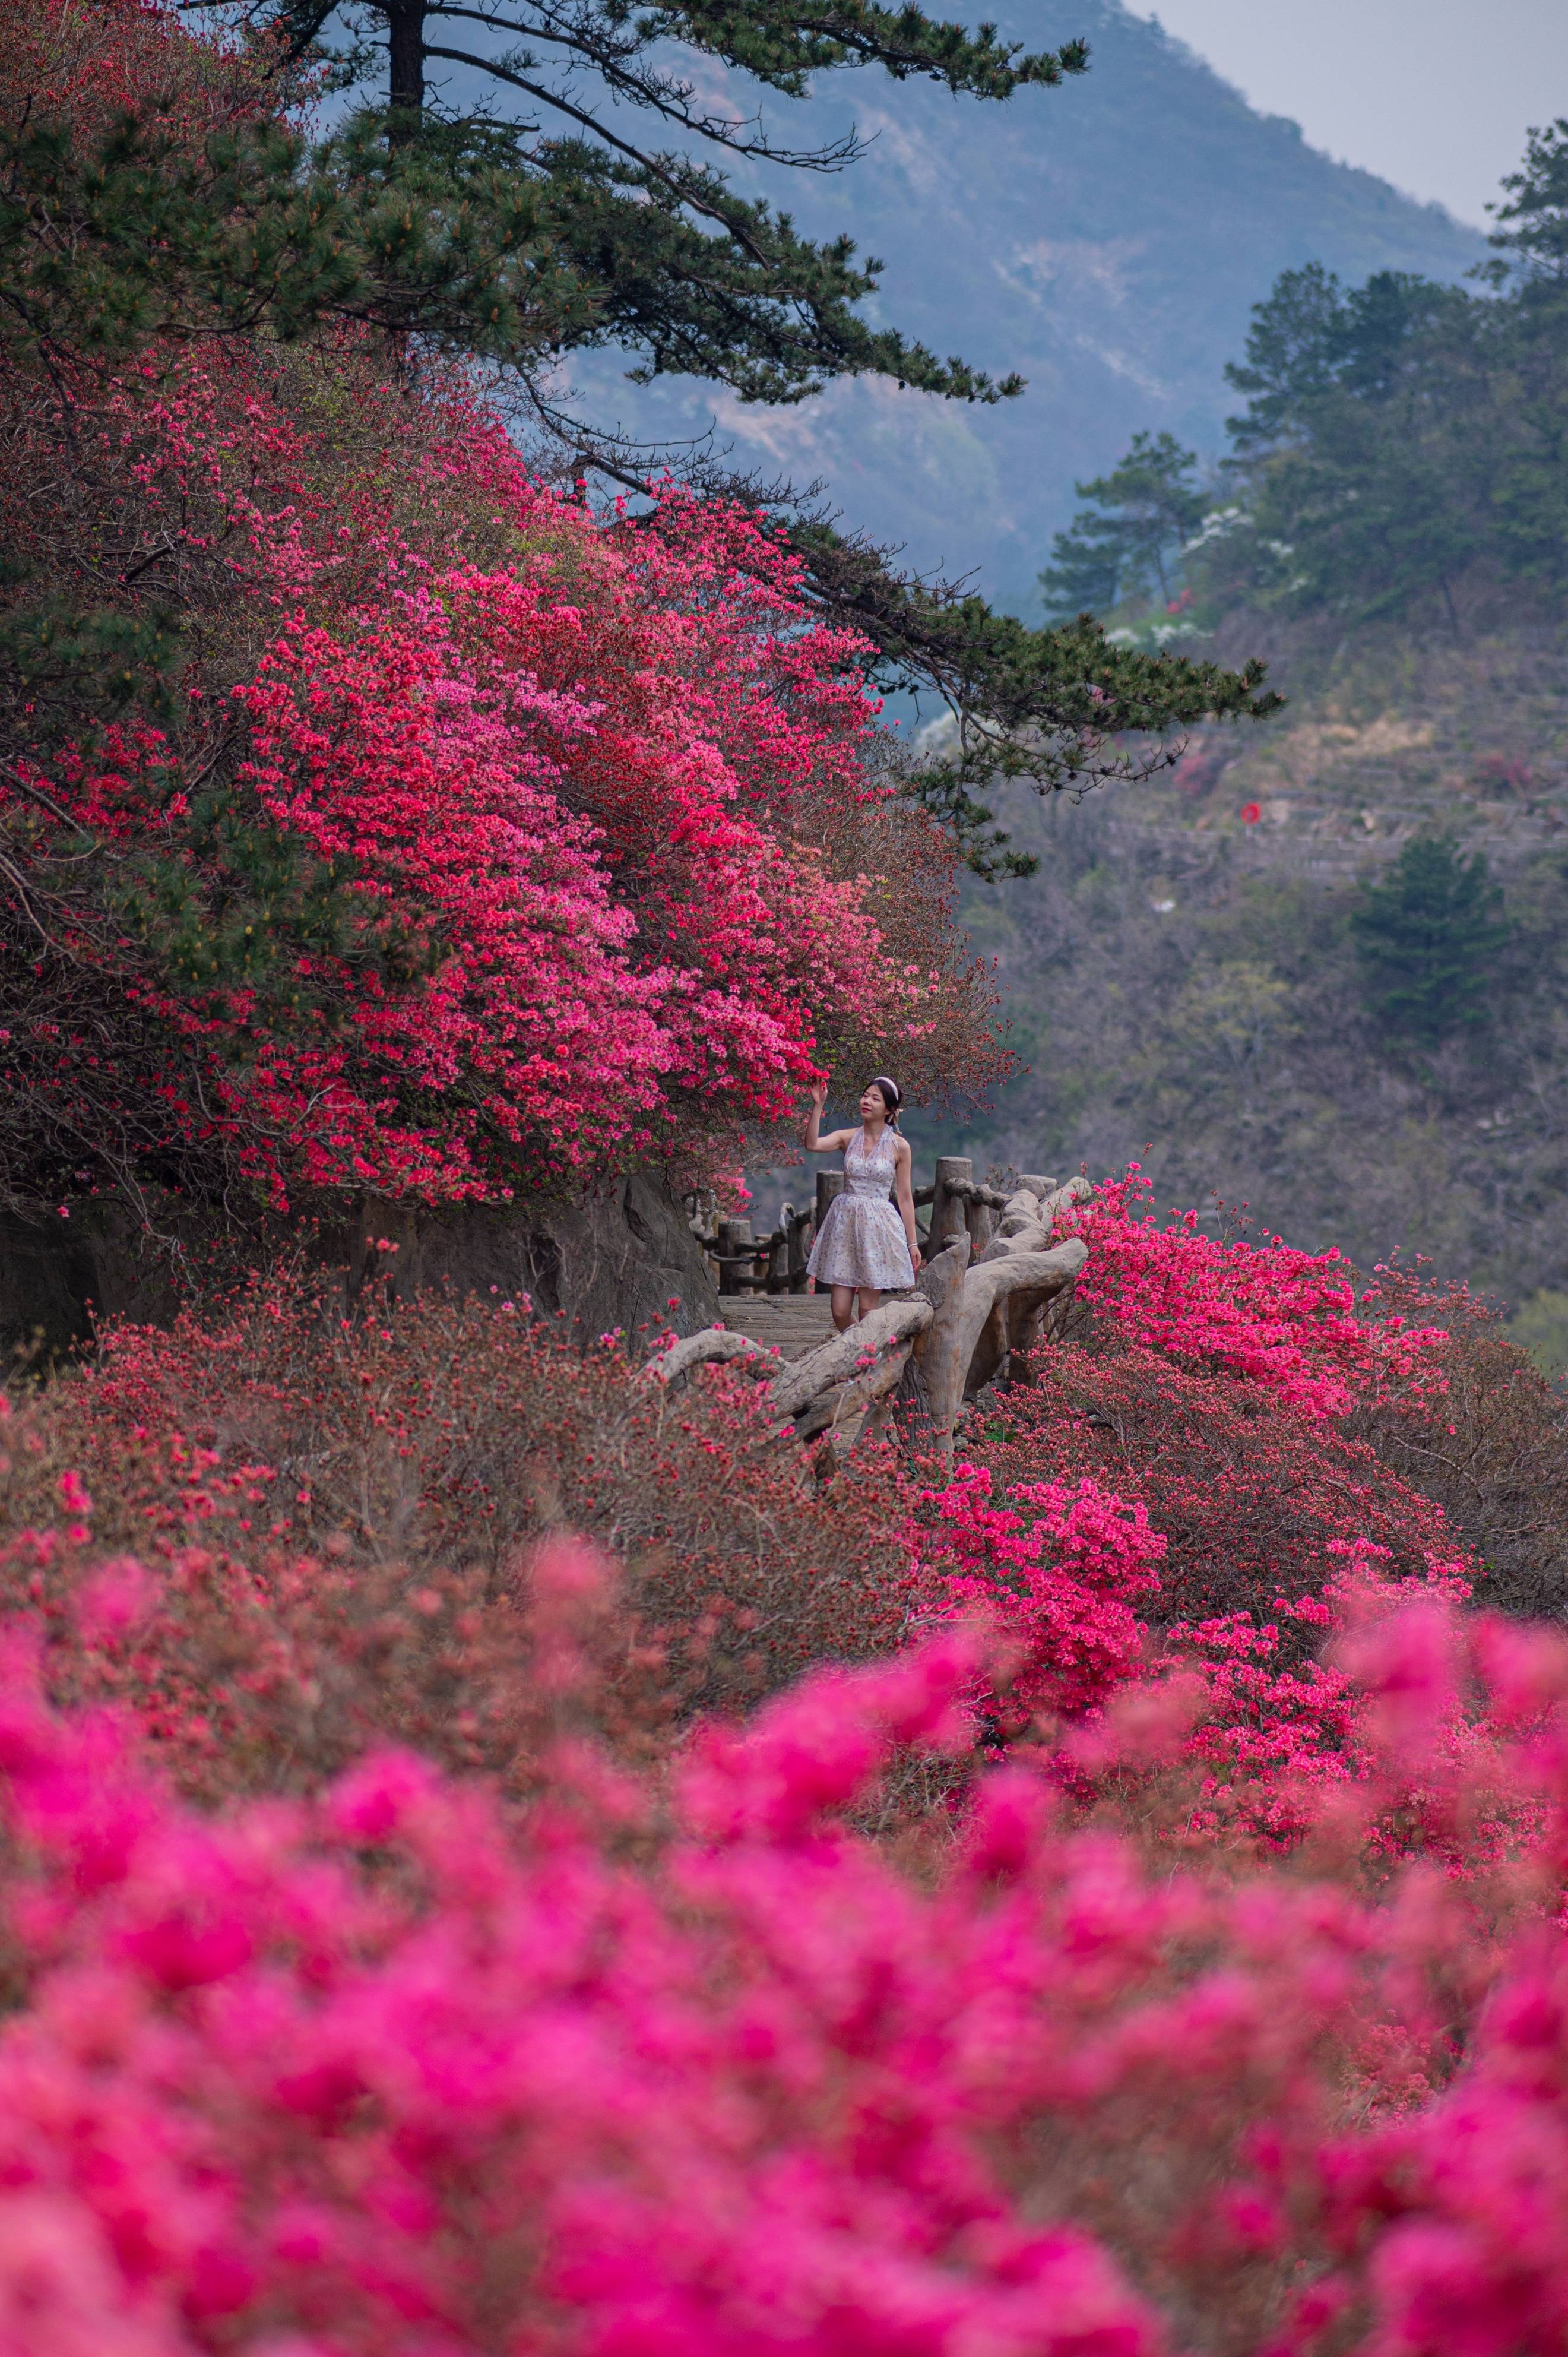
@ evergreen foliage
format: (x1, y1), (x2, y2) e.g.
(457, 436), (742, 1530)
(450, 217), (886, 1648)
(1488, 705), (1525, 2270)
(778, 502), (1279, 876)
(1487, 116), (1568, 286)
(1350, 834), (1512, 1049)
(1038, 430), (1206, 622)
(1041, 125), (1568, 632)
(188, 0), (1089, 407)
(1213, 265), (1514, 624)
(0, 109), (572, 366)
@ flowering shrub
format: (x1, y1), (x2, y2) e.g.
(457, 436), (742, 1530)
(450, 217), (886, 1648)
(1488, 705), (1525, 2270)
(907, 1453), (1480, 1848)
(0, 1564), (1563, 2354)
(908, 1293), (1481, 1842)
(0, 1277), (927, 1801)
(1065, 1169), (1447, 1417)
(913, 1463), (1165, 1717)
(0, 2), (1005, 1217)
(965, 1340), (1469, 1635)
(4, 1184), (1480, 1850)
(1162, 1546), (1486, 1852)
(0, 1195), (1560, 2348)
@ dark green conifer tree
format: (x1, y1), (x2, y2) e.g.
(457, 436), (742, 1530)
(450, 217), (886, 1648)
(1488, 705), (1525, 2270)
(1350, 836), (1512, 1049)
(1487, 118), (1568, 285)
(1038, 431), (1206, 621)
(185, 0), (1089, 406)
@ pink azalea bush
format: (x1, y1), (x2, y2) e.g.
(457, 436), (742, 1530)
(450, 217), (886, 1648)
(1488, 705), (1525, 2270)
(905, 1242), (1483, 1847)
(5, 365), (997, 1204)
(914, 1464), (1167, 1717)
(0, 0), (1004, 1214)
(909, 1463), (1487, 1851)
(1064, 1170), (1448, 1419)
(0, 1195), (1560, 2351)
(0, 1552), (1566, 2355)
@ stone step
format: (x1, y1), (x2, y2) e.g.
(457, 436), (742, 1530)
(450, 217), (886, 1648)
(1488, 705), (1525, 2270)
(718, 1294), (837, 1361)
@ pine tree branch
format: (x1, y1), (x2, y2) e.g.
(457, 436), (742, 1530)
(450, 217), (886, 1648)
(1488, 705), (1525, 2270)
(419, 3), (869, 166)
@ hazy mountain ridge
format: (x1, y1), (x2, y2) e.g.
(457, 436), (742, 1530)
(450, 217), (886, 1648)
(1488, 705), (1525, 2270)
(568, 2), (1484, 610)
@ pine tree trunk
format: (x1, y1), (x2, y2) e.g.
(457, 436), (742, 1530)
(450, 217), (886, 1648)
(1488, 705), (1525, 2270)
(387, 0), (426, 140)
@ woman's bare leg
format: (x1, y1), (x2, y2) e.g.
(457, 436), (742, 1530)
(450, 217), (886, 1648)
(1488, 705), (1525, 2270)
(856, 1286), (883, 1324)
(829, 1284), (856, 1333)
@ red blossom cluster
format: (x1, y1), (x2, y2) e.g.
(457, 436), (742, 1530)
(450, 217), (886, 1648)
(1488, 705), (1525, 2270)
(5, 355), (987, 1203)
(909, 1453), (1480, 1851)
(913, 1464), (1167, 1717)
(908, 1244), (1485, 1846)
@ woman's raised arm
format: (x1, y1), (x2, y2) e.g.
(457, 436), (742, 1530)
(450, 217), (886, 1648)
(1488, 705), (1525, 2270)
(802, 1079), (850, 1153)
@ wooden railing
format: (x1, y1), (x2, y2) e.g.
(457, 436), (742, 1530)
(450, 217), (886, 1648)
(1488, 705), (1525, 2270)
(688, 1156), (1058, 1297)
(659, 1169), (1092, 1461)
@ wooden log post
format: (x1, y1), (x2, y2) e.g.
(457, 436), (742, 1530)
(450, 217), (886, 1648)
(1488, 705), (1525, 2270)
(714, 1217), (752, 1297)
(923, 1240), (1089, 1463)
(642, 1175), (1094, 1466)
(787, 1206), (813, 1294)
(929, 1157), (971, 1252)
(641, 1328), (771, 1387)
(765, 1222), (790, 1295)
(796, 1340), (918, 1447)
(769, 1295), (935, 1420)
(1041, 1175), (1093, 1220)
(964, 1189), (997, 1260)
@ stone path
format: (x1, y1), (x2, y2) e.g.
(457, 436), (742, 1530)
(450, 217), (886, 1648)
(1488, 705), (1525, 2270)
(717, 1293), (837, 1362)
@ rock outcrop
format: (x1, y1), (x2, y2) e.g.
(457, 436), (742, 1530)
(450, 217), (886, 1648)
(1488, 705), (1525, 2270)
(0, 1177), (719, 1359)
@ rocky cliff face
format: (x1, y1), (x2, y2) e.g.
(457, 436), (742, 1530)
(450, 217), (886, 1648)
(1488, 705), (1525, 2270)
(347, 1182), (720, 1347)
(0, 1180), (719, 1361)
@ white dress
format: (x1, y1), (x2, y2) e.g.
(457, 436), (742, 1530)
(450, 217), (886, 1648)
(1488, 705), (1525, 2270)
(806, 1126), (915, 1292)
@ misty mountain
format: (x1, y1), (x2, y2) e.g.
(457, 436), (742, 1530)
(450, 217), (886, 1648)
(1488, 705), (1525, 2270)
(563, 2), (1484, 612)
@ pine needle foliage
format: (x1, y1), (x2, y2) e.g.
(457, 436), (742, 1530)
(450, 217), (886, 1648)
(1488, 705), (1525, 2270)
(1038, 431), (1207, 622)
(186, 0), (1089, 406)
(1350, 834), (1512, 1049)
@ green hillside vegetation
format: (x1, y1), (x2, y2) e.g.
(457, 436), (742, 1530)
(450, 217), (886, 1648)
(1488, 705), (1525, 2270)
(918, 126), (1568, 1366)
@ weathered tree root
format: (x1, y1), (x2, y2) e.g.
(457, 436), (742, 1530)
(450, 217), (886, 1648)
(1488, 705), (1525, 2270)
(640, 1328), (774, 1387)
(768, 1297), (935, 1418)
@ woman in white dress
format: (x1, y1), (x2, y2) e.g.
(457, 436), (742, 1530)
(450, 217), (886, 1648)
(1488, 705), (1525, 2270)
(802, 1075), (922, 1332)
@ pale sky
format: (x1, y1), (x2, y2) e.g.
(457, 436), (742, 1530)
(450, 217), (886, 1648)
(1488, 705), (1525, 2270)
(1125, 0), (1568, 227)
